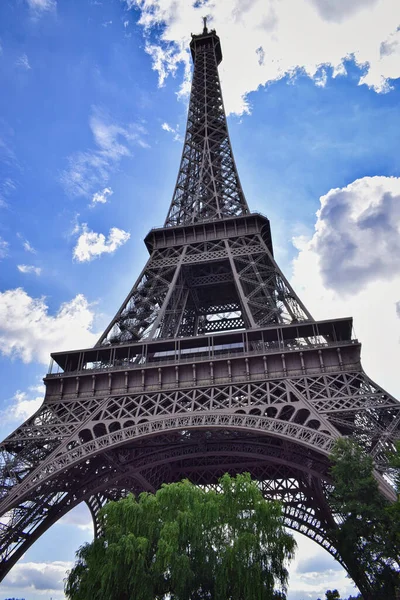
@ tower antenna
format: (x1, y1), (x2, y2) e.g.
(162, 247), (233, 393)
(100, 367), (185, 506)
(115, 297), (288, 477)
(203, 16), (208, 34)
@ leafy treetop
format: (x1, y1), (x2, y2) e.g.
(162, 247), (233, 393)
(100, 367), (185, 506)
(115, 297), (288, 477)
(65, 472), (296, 600)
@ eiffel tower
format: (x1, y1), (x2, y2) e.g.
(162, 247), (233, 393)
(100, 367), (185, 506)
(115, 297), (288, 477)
(1, 22), (399, 591)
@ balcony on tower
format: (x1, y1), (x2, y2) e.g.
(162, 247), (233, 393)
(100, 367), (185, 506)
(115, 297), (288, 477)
(46, 317), (357, 378)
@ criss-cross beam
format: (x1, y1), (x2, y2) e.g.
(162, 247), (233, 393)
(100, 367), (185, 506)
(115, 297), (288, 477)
(164, 28), (249, 226)
(0, 430), (343, 580)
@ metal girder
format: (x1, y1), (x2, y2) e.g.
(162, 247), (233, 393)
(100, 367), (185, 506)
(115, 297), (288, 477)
(165, 29), (249, 226)
(97, 226), (312, 345)
(1, 361), (399, 578)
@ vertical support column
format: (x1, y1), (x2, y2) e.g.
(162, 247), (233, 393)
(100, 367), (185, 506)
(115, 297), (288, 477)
(141, 369), (146, 391)
(224, 239), (257, 328)
(258, 233), (313, 322)
(263, 355), (268, 378)
(147, 247), (187, 340)
(124, 371), (129, 392)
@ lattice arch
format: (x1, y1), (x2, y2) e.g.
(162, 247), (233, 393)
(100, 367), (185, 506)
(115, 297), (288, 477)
(0, 427), (346, 578)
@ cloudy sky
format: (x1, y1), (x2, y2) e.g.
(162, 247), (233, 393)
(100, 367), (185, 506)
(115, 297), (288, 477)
(0, 0), (400, 598)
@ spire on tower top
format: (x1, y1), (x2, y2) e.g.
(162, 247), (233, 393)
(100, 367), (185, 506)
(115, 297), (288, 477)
(202, 16), (208, 34)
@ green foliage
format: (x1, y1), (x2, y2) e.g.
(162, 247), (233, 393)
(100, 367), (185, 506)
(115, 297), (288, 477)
(325, 591), (340, 600)
(65, 473), (296, 600)
(386, 440), (400, 568)
(329, 438), (400, 598)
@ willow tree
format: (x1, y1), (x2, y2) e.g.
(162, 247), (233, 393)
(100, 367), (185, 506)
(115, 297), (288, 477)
(65, 473), (296, 600)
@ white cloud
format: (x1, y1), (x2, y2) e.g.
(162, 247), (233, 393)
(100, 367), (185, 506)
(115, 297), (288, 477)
(2, 560), (70, 592)
(296, 552), (342, 574)
(90, 186), (113, 206)
(0, 288), (98, 363)
(59, 502), (93, 532)
(314, 68), (328, 87)
(0, 383), (46, 438)
(23, 238), (37, 253)
(288, 532), (359, 599)
(256, 46), (266, 66)
(17, 233), (37, 253)
(360, 27), (400, 93)
(0, 178), (17, 207)
(161, 121), (183, 142)
(161, 122), (174, 133)
(17, 264), (42, 275)
(16, 53), (31, 70)
(0, 135), (18, 166)
(60, 107), (149, 198)
(102, 20), (113, 27)
(7, 388), (43, 421)
(0, 236), (9, 258)
(73, 223), (130, 262)
(124, 0), (400, 115)
(291, 176), (400, 398)
(309, 0), (378, 23)
(124, 20), (129, 27)
(380, 28), (400, 57)
(145, 38), (192, 98)
(303, 176), (400, 293)
(26, 0), (56, 13)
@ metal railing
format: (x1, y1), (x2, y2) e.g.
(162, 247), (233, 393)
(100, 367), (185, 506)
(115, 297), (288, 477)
(46, 338), (359, 379)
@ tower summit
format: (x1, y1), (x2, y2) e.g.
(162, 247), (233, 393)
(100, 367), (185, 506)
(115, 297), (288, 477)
(166, 20), (243, 227)
(0, 25), (399, 597)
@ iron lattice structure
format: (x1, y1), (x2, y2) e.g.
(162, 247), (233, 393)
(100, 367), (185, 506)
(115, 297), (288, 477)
(1, 25), (399, 590)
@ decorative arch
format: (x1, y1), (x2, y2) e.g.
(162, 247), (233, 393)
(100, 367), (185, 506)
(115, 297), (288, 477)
(2, 412), (338, 512)
(0, 426), (344, 580)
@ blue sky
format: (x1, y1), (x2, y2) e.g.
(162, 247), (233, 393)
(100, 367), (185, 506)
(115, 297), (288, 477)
(0, 0), (400, 598)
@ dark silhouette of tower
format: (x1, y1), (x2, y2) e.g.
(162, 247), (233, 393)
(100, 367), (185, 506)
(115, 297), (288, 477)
(1, 24), (399, 591)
